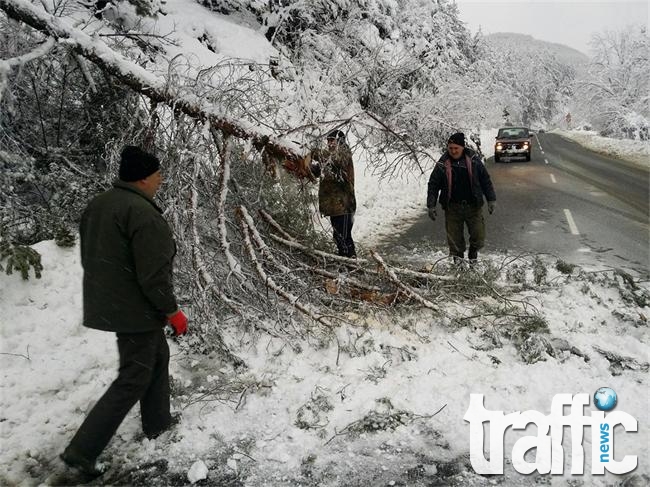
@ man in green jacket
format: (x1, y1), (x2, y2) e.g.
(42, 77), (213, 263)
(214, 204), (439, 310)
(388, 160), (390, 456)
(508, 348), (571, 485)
(61, 146), (188, 478)
(310, 130), (357, 258)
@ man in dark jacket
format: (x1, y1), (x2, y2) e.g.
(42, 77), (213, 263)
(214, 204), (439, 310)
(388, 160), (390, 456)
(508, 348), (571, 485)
(60, 146), (188, 478)
(311, 130), (357, 258)
(427, 132), (496, 262)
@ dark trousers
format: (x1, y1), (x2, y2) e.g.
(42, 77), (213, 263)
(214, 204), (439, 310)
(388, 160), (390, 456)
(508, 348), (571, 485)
(65, 329), (171, 462)
(444, 202), (485, 258)
(330, 214), (356, 257)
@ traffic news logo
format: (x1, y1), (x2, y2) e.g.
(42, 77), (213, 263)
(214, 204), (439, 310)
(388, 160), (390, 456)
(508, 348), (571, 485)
(464, 388), (638, 475)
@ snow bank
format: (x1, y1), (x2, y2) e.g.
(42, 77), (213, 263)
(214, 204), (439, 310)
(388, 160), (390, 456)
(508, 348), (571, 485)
(553, 129), (650, 169)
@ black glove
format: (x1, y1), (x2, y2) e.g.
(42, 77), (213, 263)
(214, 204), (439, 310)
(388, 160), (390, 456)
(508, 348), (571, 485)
(488, 201), (495, 214)
(427, 207), (437, 221)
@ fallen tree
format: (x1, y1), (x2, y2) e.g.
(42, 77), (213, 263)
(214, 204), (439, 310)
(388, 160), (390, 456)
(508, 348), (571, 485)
(0, 0), (311, 175)
(0, 1), (545, 372)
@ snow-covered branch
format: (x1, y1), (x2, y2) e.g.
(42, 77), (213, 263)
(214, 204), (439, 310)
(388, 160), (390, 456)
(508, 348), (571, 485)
(370, 250), (438, 311)
(0, 37), (55, 70)
(0, 36), (55, 101)
(238, 208), (331, 328)
(0, 0), (309, 170)
(213, 133), (244, 281)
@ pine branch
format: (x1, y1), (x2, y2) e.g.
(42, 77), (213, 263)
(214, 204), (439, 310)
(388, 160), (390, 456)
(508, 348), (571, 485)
(0, 0), (310, 173)
(370, 250), (438, 311)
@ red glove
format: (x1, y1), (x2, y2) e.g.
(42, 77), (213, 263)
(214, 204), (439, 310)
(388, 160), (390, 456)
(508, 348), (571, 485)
(167, 309), (188, 336)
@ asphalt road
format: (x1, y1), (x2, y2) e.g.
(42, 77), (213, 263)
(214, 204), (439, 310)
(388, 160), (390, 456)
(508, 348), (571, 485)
(379, 133), (649, 272)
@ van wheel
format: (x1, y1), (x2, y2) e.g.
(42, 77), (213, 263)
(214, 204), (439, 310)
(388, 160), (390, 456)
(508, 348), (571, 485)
(525, 152), (531, 162)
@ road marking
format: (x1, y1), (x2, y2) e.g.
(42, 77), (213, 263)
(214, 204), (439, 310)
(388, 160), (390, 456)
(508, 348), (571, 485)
(550, 174), (557, 183)
(544, 158), (549, 164)
(540, 150), (545, 154)
(564, 209), (580, 235)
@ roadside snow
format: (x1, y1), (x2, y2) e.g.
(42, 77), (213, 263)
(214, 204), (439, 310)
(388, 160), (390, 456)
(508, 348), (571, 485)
(553, 129), (650, 169)
(1, 241), (648, 485)
(351, 150), (432, 245)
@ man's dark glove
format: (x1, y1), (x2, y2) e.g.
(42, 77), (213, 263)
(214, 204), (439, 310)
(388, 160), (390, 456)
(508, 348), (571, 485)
(167, 309), (188, 336)
(427, 207), (437, 221)
(488, 201), (495, 214)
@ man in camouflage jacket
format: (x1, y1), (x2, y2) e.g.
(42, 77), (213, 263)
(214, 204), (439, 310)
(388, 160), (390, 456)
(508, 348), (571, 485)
(311, 130), (357, 258)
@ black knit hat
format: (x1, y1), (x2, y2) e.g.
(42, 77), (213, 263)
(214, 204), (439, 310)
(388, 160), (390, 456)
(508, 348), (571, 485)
(447, 132), (465, 147)
(119, 145), (160, 182)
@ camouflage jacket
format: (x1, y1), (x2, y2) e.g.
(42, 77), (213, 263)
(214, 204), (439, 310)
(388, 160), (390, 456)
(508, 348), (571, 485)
(312, 144), (356, 217)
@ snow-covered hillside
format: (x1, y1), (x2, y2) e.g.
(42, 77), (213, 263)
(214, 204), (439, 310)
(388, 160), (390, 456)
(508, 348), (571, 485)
(484, 33), (589, 67)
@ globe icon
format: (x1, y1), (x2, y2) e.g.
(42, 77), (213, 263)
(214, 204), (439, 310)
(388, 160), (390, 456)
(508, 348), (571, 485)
(594, 387), (617, 411)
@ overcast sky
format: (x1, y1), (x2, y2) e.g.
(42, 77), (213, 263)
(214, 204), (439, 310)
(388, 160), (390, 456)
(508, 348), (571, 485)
(455, 0), (649, 55)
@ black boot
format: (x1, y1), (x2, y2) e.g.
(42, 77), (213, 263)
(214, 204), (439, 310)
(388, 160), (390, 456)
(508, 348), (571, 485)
(60, 449), (108, 478)
(146, 412), (181, 440)
(468, 247), (478, 261)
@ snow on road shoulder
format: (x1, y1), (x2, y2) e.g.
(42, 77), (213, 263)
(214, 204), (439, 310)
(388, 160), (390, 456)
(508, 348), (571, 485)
(552, 129), (650, 169)
(352, 150), (432, 245)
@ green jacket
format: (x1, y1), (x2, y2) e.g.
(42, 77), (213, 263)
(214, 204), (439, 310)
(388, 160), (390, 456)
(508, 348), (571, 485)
(79, 181), (178, 333)
(312, 144), (356, 217)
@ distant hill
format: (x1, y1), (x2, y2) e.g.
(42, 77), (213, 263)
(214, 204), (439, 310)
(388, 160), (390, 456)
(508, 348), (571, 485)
(484, 33), (589, 67)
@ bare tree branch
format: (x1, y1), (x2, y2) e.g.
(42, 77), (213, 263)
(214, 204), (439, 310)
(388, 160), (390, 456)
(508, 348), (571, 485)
(370, 250), (439, 311)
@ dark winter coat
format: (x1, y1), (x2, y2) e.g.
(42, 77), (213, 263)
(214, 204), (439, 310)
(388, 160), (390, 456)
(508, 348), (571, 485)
(427, 148), (496, 210)
(79, 180), (178, 333)
(311, 144), (356, 217)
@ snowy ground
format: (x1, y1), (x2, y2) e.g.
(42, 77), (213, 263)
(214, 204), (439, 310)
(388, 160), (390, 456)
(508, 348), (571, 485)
(2, 2), (649, 486)
(346, 150), (432, 246)
(552, 130), (650, 169)
(1, 240), (648, 486)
